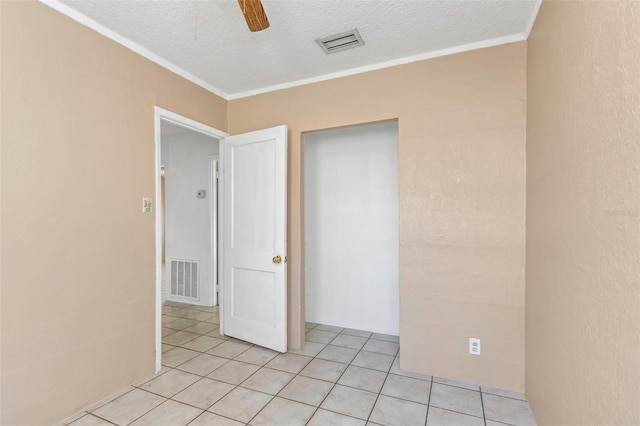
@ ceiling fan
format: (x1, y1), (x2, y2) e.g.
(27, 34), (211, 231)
(237, 0), (270, 32)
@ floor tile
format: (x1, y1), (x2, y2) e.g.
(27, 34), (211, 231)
(250, 397), (315, 426)
(187, 311), (217, 322)
(62, 409), (91, 425)
(131, 369), (170, 388)
(306, 329), (339, 344)
(362, 339), (400, 356)
(206, 328), (229, 340)
(426, 406), (484, 426)
(389, 357), (432, 381)
(483, 393), (537, 426)
(300, 358), (348, 382)
(162, 344), (175, 354)
(207, 340), (252, 358)
(172, 378), (235, 410)
(429, 383), (483, 418)
(166, 302), (191, 308)
(162, 316), (178, 325)
(330, 334), (368, 350)
(92, 389), (165, 425)
(207, 360), (261, 385)
(181, 335), (225, 352)
(370, 394), (428, 426)
(433, 376), (480, 391)
(205, 316), (221, 324)
(381, 374), (431, 404)
(208, 387), (273, 423)
(164, 319), (199, 331)
(481, 386), (526, 401)
(139, 369), (201, 398)
(351, 351), (394, 372)
(178, 309), (209, 320)
(189, 412), (244, 426)
(371, 333), (399, 343)
(278, 375), (334, 406)
(162, 330), (200, 346)
(305, 321), (318, 328)
(485, 421), (515, 426)
(321, 385), (377, 420)
(287, 341), (326, 357)
(314, 324), (344, 333)
(130, 399), (202, 425)
(162, 305), (179, 314)
(176, 353), (229, 376)
(68, 414), (114, 426)
(188, 305), (214, 312)
(241, 367), (295, 395)
(338, 365), (387, 393)
(316, 345), (359, 364)
(307, 409), (366, 426)
(234, 346), (279, 366)
(265, 353), (312, 374)
(162, 327), (178, 337)
(341, 328), (373, 338)
(182, 322), (219, 335)
(162, 347), (200, 368)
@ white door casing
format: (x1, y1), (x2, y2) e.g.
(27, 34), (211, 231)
(219, 125), (288, 352)
(211, 158), (219, 307)
(154, 106), (228, 373)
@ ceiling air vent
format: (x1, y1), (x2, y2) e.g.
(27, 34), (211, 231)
(316, 29), (365, 54)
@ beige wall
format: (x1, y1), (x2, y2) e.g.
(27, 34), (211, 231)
(526, 2), (640, 425)
(0, 2), (227, 425)
(229, 42), (527, 391)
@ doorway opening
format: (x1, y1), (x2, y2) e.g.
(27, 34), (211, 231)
(303, 120), (400, 336)
(154, 107), (228, 371)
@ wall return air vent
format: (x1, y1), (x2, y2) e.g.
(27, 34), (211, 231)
(316, 29), (365, 54)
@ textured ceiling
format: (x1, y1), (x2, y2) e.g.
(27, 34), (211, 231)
(55, 0), (539, 99)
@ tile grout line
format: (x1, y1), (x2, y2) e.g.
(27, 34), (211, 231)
(424, 374), (434, 426)
(480, 387), (487, 426)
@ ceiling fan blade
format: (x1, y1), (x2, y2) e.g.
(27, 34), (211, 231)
(237, 0), (270, 32)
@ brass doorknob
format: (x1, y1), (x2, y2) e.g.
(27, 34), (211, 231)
(272, 255), (282, 264)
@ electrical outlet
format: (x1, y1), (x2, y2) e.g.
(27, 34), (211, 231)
(469, 338), (481, 355)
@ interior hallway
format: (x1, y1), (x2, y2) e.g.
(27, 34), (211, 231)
(64, 302), (536, 426)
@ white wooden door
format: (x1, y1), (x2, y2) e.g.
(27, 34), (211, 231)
(219, 125), (287, 352)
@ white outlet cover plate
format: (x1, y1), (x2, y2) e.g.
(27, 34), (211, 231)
(469, 338), (481, 355)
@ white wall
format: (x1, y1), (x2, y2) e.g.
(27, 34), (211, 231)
(304, 121), (399, 335)
(162, 131), (218, 305)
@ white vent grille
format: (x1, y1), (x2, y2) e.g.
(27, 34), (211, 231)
(316, 29), (365, 54)
(170, 259), (199, 299)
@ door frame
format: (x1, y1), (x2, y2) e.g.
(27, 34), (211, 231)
(154, 107), (228, 372)
(210, 157), (219, 307)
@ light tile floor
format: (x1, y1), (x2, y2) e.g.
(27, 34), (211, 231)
(66, 302), (537, 426)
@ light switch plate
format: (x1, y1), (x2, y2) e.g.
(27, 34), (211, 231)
(143, 197), (153, 213)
